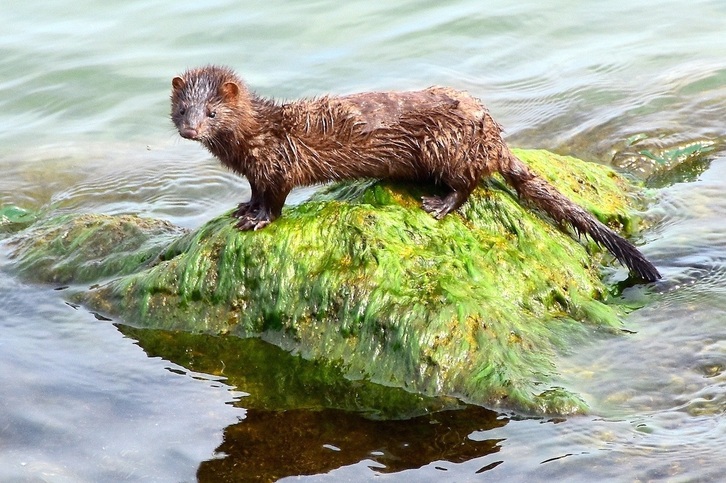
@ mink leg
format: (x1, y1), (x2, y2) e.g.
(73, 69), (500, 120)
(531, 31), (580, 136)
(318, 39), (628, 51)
(421, 190), (469, 219)
(233, 201), (254, 218)
(233, 184), (262, 218)
(233, 186), (289, 231)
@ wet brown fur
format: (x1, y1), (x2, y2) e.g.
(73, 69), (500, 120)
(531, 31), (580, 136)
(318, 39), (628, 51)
(171, 65), (660, 281)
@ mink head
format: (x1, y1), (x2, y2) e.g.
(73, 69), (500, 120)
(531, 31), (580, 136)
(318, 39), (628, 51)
(170, 65), (252, 144)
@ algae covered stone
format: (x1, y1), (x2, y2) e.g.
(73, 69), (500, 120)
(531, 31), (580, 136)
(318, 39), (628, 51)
(6, 149), (653, 415)
(5, 213), (182, 284)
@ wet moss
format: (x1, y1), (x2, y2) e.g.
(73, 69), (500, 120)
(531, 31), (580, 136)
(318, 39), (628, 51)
(7, 149), (651, 415)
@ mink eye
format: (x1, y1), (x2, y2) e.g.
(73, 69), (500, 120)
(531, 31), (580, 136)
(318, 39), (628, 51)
(208, 110), (216, 119)
(179, 107), (186, 115)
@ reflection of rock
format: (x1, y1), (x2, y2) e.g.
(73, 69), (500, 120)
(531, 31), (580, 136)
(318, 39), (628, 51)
(118, 325), (460, 419)
(6, 149), (653, 415)
(196, 405), (504, 481)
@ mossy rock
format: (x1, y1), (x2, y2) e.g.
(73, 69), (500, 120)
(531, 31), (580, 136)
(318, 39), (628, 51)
(5, 149), (652, 415)
(5, 213), (182, 284)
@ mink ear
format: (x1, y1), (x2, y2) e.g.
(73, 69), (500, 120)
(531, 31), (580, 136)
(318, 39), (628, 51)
(172, 76), (185, 91)
(221, 82), (240, 101)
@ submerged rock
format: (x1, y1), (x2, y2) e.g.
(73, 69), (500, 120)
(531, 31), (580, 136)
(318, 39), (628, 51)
(5, 213), (182, 284)
(4, 149), (654, 415)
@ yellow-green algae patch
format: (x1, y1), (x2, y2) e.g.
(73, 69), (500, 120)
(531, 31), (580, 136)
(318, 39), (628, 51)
(6, 149), (652, 415)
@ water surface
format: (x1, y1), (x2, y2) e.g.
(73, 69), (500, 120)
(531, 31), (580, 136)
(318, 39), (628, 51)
(1, 0), (725, 481)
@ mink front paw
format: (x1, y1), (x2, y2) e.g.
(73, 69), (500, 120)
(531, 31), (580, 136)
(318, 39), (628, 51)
(236, 215), (272, 231)
(233, 206), (273, 231)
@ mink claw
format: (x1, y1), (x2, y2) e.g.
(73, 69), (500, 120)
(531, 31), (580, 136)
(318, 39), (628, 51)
(234, 216), (255, 231)
(234, 211), (272, 231)
(252, 220), (271, 231)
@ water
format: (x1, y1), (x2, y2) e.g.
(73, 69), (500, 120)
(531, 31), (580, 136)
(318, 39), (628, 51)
(1, 0), (725, 481)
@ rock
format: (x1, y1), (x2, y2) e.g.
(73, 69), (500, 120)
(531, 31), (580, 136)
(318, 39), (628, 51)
(5, 149), (653, 415)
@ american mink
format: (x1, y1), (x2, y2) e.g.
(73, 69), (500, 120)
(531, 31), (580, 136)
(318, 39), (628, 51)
(171, 65), (661, 282)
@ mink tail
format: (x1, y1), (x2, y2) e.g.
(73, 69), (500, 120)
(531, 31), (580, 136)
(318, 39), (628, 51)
(498, 152), (661, 282)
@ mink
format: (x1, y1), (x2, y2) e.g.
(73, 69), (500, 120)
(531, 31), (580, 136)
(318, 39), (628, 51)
(171, 65), (661, 281)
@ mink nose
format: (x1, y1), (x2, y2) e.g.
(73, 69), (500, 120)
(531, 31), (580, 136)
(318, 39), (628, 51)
(179, 127), (199, 139)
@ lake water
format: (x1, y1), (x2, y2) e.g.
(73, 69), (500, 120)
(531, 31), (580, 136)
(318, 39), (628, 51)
(1, 0), (725, 481)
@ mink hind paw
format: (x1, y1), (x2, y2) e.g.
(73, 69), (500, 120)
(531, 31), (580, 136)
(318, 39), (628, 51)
(422, 194), (457, 219)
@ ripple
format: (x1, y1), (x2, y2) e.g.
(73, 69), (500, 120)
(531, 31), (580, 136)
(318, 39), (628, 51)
(1, 0), (725, 480)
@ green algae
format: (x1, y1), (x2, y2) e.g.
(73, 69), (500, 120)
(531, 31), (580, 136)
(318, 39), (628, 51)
(0, 205), (37, 234)
(6, 149), (653, 415)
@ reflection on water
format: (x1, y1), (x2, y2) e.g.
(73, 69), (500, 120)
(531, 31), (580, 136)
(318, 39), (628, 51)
(198, 406), (503, 481)
(1, 0), (726, 480)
